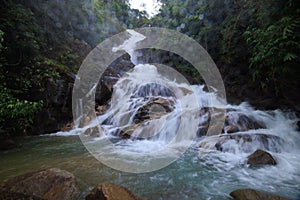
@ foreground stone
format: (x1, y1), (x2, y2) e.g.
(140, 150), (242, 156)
(247, 149), (277, 167)
(230, 189), (291, 200)
(0, 168), (80, 200)
(86, 182), (145, 200)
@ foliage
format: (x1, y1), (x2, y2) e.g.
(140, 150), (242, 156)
(153, 0), (300, 99)
(92, 0), (149, 41)
(243, 0), (300, 93)
(0, 3), (41, 135)
(0, 2), (57, 135)
(0, 88), (43, 134)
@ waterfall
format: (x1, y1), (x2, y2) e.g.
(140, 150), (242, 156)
(112, 29), (146, 65)
(40, 29), (300, 197)
(64, 29), (300, 172)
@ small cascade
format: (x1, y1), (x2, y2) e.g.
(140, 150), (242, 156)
(98, 63), (199, 144)
(112, 29), (146, 65)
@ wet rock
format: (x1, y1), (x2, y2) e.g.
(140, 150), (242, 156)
(199, 133), (283, 153)
(131, 83), (175, 98)
(60, 121), (74, 132)
(116, 97), (176, 139)
(225, 112), (265, 133)
(79, 115), (93, 128)
(96, 105), (108, 116)
(230, 188), (291, 200)
(83, 126), (103, 137)
(198, 107), (265, 136)
(247, 149), (277, 167)
(197, 125), (209, 137)
(178, 87), (193, 95)
(223, 125), (239, 133)
(0, 168), (80, 200)
(96, 54), (134, 105)
(133, 97), (175, 124)
(206, 122), (225, 136)
(85, 182), (144, 200)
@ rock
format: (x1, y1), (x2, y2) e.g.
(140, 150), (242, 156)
(118, 97), (175, 139)
(137, 98), (174, 133)
(178, 87), (193, 95)
(131, 83), (175, 98)
(197, 125), (209, 137)
(0, 168), (80, 200)
(96, 54), (134, 105)
(199, 133), (283, 153)
(83, 126), (103, 137)
(230, 188), (291, 200)
(247, 149), (277, 167)
(60, 121), (74, 132)
(96, 105), (108, 116)
(223, 125), (239, 133)
(79, 115), (92, 128)
(85, 182), (144, 200)
(225, 113), (265, 133)
(198, 107), (265, 136)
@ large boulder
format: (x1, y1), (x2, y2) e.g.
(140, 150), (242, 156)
(247, 149), (277, 167)
(230, 189), (291, 200)
(133, 97), (175, 124)
(0, 168), (80, 200)
(118, 97), (175, 139)
(85, 182), (145, 200)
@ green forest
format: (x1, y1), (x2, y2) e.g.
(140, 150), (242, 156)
(0, 0), (299, 136)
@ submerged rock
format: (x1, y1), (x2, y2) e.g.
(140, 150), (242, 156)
(0, 168), (80, 200)
(247, 149), (277, 167)
(85, 182), (145, 200)
(230, 188), (291, 200)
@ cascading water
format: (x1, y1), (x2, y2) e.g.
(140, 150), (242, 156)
(74, 29), (299, 197)
(3, 29), (298, 199)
